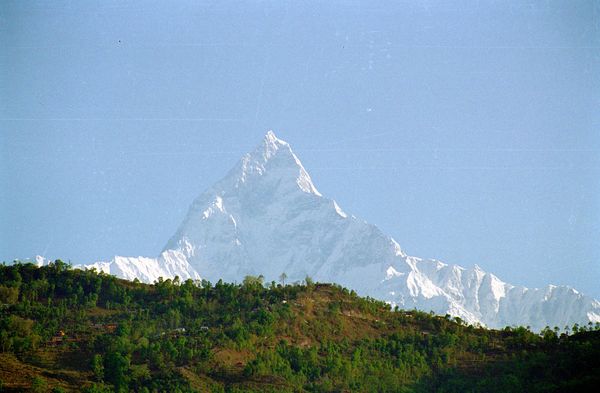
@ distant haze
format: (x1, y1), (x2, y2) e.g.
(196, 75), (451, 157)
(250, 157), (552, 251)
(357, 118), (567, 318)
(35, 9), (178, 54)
(1, 1), (599, 298)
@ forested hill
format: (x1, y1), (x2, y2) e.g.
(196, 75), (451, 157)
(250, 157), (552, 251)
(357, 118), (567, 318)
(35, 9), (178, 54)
(0, 261), (599, 393)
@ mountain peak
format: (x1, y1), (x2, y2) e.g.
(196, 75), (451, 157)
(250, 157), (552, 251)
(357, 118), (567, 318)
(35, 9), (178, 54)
(254, 130), (291, 162)
(263, 130), (286, 147)
(232, 131), (321, 196)
(74, 131), (600, 331)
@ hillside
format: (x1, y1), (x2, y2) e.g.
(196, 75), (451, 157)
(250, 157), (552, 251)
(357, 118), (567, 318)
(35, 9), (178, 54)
(1, 261), (599, 392)
(60, 131), (600, 331)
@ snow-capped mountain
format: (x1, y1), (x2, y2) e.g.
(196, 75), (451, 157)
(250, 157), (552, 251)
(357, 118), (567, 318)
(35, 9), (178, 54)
(36, 131), (600, 331)
(34, 252), (200, 284)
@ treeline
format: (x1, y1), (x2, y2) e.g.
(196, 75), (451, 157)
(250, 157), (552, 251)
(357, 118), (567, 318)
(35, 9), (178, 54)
(0, 261), (599, 392)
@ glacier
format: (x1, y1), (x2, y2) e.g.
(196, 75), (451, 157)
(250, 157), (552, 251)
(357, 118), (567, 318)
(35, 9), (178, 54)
(32, 131), (600, 331)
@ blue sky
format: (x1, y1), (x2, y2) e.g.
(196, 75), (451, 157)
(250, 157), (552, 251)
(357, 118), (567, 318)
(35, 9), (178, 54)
(1, 1), (599, 298)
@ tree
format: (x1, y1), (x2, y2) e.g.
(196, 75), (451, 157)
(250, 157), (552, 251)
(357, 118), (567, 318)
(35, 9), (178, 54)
(243, 275), (264, 287)
(52, 259), (68, 273)
(92, 354), (104, 381)
(31, 376), (46, 393)
(279, 272), (287, 286)
(541, 327), (557, 343)
(305, 275), (314, 287)
(104, 351), (130, 392)
(0, 285), (19, 304)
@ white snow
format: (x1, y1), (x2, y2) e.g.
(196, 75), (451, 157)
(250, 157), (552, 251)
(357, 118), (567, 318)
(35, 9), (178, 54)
(489, 274), (507, 302)
(333, 200), (348, 218)
(385, 266), (404, 280)
(51, 131), (600, 331)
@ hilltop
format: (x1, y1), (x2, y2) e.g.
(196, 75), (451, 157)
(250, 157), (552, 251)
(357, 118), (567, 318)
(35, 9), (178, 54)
(0, 261), (599, 392)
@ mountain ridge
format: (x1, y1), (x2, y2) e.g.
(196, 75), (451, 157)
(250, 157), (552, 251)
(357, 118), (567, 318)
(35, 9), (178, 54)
(30, 131), (600, 331)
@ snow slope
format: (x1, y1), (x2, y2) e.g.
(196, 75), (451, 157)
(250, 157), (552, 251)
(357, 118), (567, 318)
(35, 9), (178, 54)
(36, 131), (600, 331)
(34, 252), (200, 284)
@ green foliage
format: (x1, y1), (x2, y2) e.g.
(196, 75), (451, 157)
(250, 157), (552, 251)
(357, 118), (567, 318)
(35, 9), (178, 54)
(242, 275), (264, 288)
(0, 262), (598, 392)
(304, 275), (314, 287)
(31, 376), (46, 393)
(81, 384), (112, 393)
(0, 285), (19, 304)
(91, 354), (104, 381)
(103, 351), (130, 392)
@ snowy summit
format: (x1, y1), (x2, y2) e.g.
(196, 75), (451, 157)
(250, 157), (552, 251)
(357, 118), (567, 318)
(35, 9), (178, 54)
(43, 131), (600, 331)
